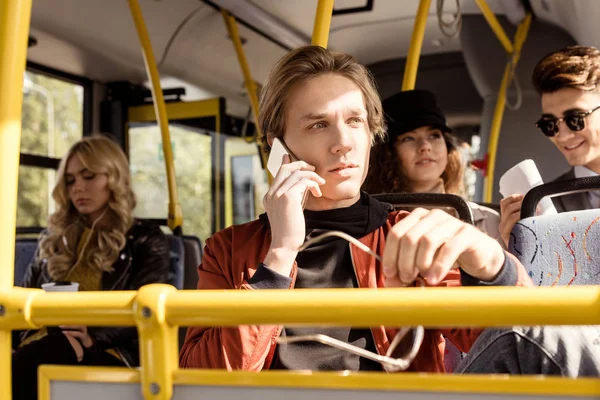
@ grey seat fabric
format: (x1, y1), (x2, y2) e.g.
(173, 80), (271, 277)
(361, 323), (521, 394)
(372, 193), (474, 224)
(509, 209), (600, 286)
(14, 238), (38, 286)
(509, 176), (600, 286)
(182, 235), (202, 290)
(166, 235), (185, 290)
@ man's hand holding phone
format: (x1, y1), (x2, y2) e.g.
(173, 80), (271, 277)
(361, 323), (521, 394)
(262, 140), (326, 276)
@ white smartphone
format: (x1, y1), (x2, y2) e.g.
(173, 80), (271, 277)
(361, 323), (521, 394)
(266, 138), (309, 207)
(267, 137), (297, 177)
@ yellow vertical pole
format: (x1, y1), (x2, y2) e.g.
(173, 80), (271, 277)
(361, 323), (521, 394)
(402, 0), (431, 90)
(484, 14), (531, 202)
(311, 0), (335, 48)
(0, 0), (33, 398)
(221, 11), (270, 179)
(135, 284), (178, 400)
(127, 0), (183, 232)
(474, 0), (514, 53)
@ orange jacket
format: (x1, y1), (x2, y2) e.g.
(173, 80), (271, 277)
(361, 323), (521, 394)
(180, 211), (532, 372)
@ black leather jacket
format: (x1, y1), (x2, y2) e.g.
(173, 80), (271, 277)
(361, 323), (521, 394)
(17, 219), (170, 367)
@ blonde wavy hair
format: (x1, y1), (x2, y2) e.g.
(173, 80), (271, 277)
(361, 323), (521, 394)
(38, 135), (136, 280)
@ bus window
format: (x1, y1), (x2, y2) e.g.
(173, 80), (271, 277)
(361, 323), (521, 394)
(129, 124), (213, 241)
(17, 70), (84, 228)
(224, 137), (268, 227)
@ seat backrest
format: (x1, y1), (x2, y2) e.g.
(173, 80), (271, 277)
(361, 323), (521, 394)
(182, 235), (202, 290)
(372, 193), (474, 225)
(373, 192), (474, 373)
(14, 238), (38, 286)
(509, 209), (600, 286)
(166, 235), (185, 289)
(509, 176), (600, 286)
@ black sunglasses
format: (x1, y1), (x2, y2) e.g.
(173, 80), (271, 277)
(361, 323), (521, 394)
(535, 105), (600, 137)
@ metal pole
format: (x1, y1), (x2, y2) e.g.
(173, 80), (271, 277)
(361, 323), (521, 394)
(474, 0), (514, 54)
(0, 1), (33, 397)
(402, 0), (432, 91)
(128, 0), (183, 232)
(484, 14), (531, 202)
(221, 10), (271, 182)
(311, 0), (334, 48)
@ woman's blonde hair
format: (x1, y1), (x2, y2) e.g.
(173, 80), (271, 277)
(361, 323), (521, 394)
(259, 45), (386, 152)
(38, 135), (136, 280)
(363, 132), (465, 196)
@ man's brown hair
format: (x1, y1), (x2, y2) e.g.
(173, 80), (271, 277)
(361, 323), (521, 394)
(532, 45), (600, 94)
(258, 45), (386, 153)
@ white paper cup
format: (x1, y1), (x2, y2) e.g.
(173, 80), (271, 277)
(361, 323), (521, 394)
(41, 282), (79, 292)
(499, 159), (557, 215)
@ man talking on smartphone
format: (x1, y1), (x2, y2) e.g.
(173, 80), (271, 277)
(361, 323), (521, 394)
(180, 46), (600, 376)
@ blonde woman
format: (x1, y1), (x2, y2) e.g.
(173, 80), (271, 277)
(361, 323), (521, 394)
(13, 135), (170, 400)
(364, 90), (502, 244)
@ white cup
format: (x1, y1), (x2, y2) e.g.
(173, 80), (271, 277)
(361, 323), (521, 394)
(41, 282), (79, 292)
(499, 159), (557, 215)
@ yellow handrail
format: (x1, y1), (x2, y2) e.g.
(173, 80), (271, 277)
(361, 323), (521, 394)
(2, 285), (599, 330)
(474, 0), (514, 54)
(402, 0), (432, 91)
(221, 10), (271, 183)
(484, 13), (532, 202)
(128, 0), (183, 232)
(2, 284), (599, 399)
(311, 0), (335, 48)
(0, 1), (33, 398)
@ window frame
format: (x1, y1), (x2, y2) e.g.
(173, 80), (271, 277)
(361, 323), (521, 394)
(16, 63), (92, 231)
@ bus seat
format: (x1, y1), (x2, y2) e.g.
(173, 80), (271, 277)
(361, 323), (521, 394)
(509, 176), (600, 286)
(373, 193), (474, 372)
(182, 235), (202, 290)
(372, 193), (475, 225)
(14, 238), (38, 286)
(166, 235), (185, 289)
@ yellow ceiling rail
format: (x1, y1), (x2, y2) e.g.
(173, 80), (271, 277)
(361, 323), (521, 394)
(484, 13), (532, 202)
(311, 0), (335, 48)
(402, 0), (432, 91)
(127, 0), (183, 233)
(0, 1), (33, 399)
(474, 0), (515, 54)
(221, 10), (271, 183)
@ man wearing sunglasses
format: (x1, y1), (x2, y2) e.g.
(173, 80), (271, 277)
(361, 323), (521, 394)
(180, 46), (600, 377)
(499, 45), (600, 246)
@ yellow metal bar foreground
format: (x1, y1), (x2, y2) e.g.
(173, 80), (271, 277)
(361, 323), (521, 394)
(221, 10), (270, 181)
(135, 285), (178, 400)
(474, 0), (514, 54)
(39, 366), (600, 398)
(166, 286), (600, 327)
(484, 13), (532, 202)
(175, 370), (600, 397)
(311, 0), (335, 48)
(1, 285), (599, 330)
(128, 0), (183, 232)
(402, 0), (432, 91)
(0, 1), (33, 399)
